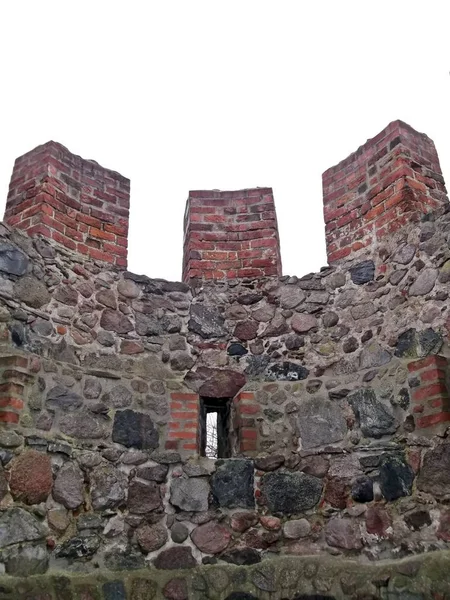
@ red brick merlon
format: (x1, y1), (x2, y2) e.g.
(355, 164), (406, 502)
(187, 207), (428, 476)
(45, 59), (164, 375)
(183, 188), (282, 282)
(322, 120), (448, 264)
(4, 141), (130, 268)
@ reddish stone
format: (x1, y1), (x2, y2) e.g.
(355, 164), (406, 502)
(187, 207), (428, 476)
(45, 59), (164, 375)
(231, 511), (258, 532)
(291, 313), (318, 333)
(365, 505), (392, 537)
(9, 450), (53, 504)
(260, 516), (281, 531)
(154, 547), (197, 569)
(234, 320), (259, 341)
(241, 527), (270, 550)
(198, 369), (246, 398)
(324, 478), (348, 509)
(163, 578), (188, 600)
(191, 521), (231, 554)
(136, 523), (167, 552)
(325, 517), (362, 550)
(120, 340), (144, 354)
(71, 329), (92, 345)
(100, 309), (133, 334)
(407, 448), (421, 474)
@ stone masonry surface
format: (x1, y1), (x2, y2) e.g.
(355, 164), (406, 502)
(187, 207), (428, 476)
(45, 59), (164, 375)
(0, 121), (449, 598)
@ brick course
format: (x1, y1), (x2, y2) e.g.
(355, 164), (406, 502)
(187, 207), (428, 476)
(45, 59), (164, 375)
(408, 355), (450, 430)
(183, 189), (282, 281)
(4, 142), (130, 268)
(323, 120), (447, 264)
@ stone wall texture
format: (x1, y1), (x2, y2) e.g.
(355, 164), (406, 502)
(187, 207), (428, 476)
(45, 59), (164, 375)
(0, 120), (450, 598)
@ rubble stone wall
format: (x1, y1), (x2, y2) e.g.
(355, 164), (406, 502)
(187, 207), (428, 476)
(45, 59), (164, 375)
(0, 121), (449, 597)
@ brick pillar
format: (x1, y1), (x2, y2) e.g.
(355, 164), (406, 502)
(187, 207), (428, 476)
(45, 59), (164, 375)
(408, 355), (450, 430)
(183, 188), (282, 282)
(4, 142), (130, 267)
(0, 355), (32, 424)
(234, 391), (261, 453)
(323, 121), (448, 264)
(167, 392), (200, 452)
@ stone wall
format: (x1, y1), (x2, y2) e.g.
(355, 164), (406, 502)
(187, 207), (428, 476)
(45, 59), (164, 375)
(0, 122), (449, 596)
(1, 551), (450, 599)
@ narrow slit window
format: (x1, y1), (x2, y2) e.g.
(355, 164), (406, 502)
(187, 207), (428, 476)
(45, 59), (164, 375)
(199, 398), (231, 459)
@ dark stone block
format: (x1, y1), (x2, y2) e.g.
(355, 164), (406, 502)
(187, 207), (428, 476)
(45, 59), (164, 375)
(394, 328), (442, 358)
(265, 361), (309, 381)
(349, 260), (375, 285)
(404, 510), (432, 531)
(104, 547), (145, 570)
(102, 581), (126, 600)
(112, 409), (159, 449)
(261, 470), (322, 514)
(188, 305), (226, 338)
(221, 548), (261, 566)
(228, 343), (248, 357)
(55, 535), (100, 559)
(46, 385), (83, 412)
(351, 476), (374, 502)
(379, 453), (414, 501)
(0, 242), (29, 276)
(211, 459), (254, 509)
(348, 389), (397, 438)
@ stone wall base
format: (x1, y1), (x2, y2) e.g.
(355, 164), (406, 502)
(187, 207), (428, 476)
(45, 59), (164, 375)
(1, 551), (449, 600)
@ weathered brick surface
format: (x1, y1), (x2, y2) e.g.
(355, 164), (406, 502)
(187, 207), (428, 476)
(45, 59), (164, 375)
(0, 355), (32, 424)
(183, 188), (282, 281)
(323, 120), (447, 263)
(408, 355), (450, 429)
(4, 142), (130, 267)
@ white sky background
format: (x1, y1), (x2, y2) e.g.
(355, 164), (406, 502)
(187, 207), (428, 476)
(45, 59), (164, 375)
(0, 1), (449, 282)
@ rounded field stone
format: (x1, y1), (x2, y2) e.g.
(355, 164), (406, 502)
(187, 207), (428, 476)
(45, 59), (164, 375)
(118, 278), (140, 298)
(154, 547), (197, 570)
(191, 521), (231, 554)
(351, 476), (374, 503)
(234, 320), (259, 341)
(163, 578), (188, 600)
(409, 268), (438, 296)
(291, 313), (317, 333)
(325, 517), (362, 550)
(136, 523), (167, 552)
(283, 518), (311, 539)
(171, 522), (189, 543)
(9, 450), (53, 505)
(52, 462), (84, 509)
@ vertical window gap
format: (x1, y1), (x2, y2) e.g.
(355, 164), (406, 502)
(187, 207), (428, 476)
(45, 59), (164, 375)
(200, 397), (231, 458)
